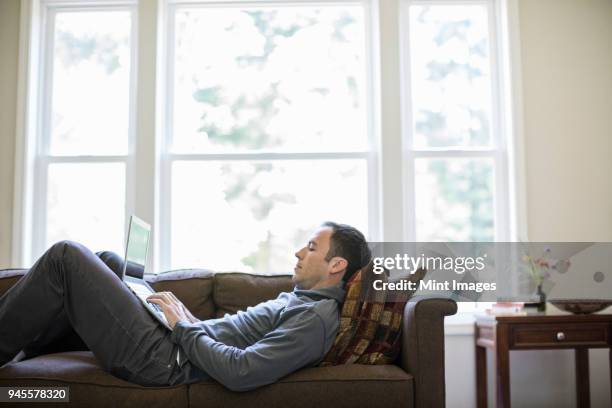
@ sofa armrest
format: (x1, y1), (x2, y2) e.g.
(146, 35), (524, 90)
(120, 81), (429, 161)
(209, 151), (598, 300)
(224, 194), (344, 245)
(401, 296), (457, 408)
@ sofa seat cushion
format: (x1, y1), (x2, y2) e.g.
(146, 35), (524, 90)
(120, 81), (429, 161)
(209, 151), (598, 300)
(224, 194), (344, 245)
(0, 352), (188, 408)
(188, 364), (414, 408)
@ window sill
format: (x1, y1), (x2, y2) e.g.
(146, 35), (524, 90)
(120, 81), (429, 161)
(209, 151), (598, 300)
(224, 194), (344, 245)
(444, 313), (476, 336)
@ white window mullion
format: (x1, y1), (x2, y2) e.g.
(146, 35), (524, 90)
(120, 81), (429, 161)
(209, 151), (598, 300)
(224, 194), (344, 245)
(41, 0), (137, 8)
(31, 5), (57, 261)
(167, 152), (370, 161)
(38, 155), (129, 163)
(158, 155), (172, 271)
(32, 158), (49, 261)
(493, 151), (509, 241)
(400, 0), (419, 242)
(411, 149), (497, 159)
(380, 0), (405, 242)
(157, 1), (176, 272)
(133, 0), (159, 271)
(125, 3), (138, 243)
(487, 0), (510, 242)
(409, 0), (487, 5)
(500, 0), (527, 242)
(403, 152), (418, 241)
(364, 0), (382, 242)
(39, 8), (55, 157)
(168, 0), (364, 6)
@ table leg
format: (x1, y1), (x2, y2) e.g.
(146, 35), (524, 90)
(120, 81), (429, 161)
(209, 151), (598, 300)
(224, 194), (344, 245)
(476, 343), (487, 408)
(496, 324), (511, 408)
(575, 348), (590, 408)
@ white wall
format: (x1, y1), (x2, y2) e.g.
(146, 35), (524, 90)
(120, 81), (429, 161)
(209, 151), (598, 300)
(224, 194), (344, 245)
(521, 0), (612, 242)
(0, 0), (20, 269)
(446, 0), (612, 407)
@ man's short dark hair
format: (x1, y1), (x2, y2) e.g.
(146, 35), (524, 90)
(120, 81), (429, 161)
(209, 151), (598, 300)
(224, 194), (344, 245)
(322, 221), (371, 284)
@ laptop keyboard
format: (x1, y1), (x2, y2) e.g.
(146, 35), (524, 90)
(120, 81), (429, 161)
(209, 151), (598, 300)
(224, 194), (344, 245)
(148, 302), (163, 313)
(126, 281), (164, 315)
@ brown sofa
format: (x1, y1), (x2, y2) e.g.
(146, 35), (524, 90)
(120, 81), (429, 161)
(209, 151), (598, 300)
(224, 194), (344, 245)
(0, 268), (457, 408)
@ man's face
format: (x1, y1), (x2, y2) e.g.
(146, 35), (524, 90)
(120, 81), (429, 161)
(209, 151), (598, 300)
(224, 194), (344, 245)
(292, 227), (334, 290)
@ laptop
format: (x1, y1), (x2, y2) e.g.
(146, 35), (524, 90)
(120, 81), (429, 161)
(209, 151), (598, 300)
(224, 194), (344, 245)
(122, 215), (172, 331)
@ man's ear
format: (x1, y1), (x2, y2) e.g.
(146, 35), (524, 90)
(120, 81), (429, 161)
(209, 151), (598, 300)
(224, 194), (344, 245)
(329, 257), (348, 275)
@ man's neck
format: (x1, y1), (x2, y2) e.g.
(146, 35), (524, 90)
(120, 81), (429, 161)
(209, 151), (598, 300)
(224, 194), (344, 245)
(309, 279), (342, 291)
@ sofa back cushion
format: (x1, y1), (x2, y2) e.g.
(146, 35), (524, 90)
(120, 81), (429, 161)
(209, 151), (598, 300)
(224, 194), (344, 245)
(213, 272), (294, 317)
(147, 269), (216, 320)
(1, 268), (295, 321)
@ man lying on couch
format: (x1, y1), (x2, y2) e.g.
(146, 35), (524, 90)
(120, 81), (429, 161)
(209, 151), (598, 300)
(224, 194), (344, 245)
(0, 222), (371, 391)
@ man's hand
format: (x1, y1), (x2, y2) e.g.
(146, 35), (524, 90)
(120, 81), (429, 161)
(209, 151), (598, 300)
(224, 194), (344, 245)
(147, 292), (199, 329)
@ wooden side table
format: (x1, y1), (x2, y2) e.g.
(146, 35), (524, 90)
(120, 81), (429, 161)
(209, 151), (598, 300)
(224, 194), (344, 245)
(475, 312), (612, 408)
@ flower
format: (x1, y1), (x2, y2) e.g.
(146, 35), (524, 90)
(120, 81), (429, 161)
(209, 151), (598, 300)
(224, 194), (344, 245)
(521, 249), (569, 286)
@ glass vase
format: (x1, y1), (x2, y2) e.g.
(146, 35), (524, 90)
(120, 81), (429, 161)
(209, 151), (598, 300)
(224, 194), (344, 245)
(536, 283), (547, 312)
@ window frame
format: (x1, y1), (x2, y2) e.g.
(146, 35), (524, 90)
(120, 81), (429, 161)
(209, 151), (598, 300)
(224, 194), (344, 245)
(157, 0), (382, 271)
(399, 0), (525, 314)
(13, 0), (138, 265)
(400, 0), (512, 243)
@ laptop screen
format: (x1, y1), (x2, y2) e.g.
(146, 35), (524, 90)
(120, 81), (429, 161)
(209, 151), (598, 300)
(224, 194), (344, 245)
(124, 216), (150, 279)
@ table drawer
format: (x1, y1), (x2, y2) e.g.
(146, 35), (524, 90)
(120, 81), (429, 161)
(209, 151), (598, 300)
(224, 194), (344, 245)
(511, 323), (611, 348)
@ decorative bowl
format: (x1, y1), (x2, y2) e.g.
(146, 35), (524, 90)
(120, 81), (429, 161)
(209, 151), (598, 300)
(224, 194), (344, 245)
(549, 299), (612, 314)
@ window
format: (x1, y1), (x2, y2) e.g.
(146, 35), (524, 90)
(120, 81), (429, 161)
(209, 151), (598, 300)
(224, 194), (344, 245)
(29, 3), (135, 259)
(15, 0), (518, 280)
(403, 1), (510, 242)
(401, 0), (513, 313)
(161, 3), (376, 272)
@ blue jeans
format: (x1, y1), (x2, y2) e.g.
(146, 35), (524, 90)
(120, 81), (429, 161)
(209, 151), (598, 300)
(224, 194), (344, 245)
(0, 241), (189, 386)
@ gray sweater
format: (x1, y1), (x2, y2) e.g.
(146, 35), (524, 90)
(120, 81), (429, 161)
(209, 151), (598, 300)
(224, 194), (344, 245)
(170, 284), (345, 391)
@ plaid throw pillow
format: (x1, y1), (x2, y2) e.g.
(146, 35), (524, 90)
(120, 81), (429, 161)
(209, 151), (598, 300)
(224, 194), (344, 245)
(319, 263), (425, 366)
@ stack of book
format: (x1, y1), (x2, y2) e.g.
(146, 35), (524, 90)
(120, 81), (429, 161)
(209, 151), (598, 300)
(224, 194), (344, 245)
(487, 302), (526, 315)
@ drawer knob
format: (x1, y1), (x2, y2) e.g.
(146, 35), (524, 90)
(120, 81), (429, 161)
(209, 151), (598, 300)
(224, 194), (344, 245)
(556, 332), (566, 341)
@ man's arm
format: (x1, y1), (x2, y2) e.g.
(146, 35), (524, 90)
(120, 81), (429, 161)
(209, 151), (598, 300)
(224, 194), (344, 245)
(171, 310), (326, 392)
